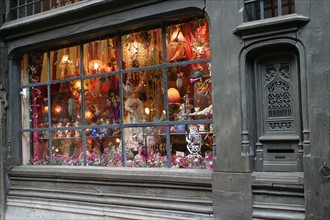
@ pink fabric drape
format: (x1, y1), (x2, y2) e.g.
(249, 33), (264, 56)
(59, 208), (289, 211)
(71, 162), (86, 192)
(30, 52), (44, 158)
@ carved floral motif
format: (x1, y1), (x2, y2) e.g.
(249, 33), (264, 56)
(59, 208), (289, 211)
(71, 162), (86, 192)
(268, 121), (293, 130)
(265, 62), (292, 118)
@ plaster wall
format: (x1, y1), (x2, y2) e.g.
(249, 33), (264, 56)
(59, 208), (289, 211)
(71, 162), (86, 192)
(295, 0), (330, 218)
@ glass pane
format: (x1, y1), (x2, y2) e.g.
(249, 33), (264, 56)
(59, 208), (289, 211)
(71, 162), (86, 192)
(50, 46), (80, 80)
(85, 135), (123, 166)
(167, 62), (212, 121)
(21, 52), (48, 85)
(123, 69), (165, 124)
(24, 132), (51, 165)
(122, 28), (162, 69)
(166, 18), (210, 62)
(52, 137), (83, 165)
(33, 1), (42, 14)
(125, 127), (167, 168)
(50, 82), (82, 126)
(282, 0), (295, 15)
(264, 0), (279, 18)
(83, 38), (119, 75)
(171, 124), (213, 169)
(244, 0), (261, 21)
(43, 0), (51, 11)
(21, 85), (49, 129)
(83, 76), (121, 125)
(145, 130), (167, 168)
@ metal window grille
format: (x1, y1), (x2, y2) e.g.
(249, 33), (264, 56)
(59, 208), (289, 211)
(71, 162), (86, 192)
(10, 0), (83, 20)
(244, 0), (295, 21)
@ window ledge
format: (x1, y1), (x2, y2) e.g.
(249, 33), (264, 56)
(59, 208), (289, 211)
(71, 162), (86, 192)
(9, 165), (212, 185)
(233, 14), (310, 39)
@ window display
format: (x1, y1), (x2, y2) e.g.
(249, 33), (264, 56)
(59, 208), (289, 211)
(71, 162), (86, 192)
(22, 18), (213, 169)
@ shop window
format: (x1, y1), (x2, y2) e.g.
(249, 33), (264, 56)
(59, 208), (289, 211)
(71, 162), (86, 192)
(244, 0), (295, 21)
(21, 18), (213, 169)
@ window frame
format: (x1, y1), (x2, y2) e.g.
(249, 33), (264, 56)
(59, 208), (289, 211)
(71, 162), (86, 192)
(244, 0), (295, 22)
(19, 18), (213, 168)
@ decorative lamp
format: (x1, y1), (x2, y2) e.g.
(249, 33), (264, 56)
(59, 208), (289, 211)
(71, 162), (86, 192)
(171, 28), (186, 43)
(168, 88), (181, 104)
(59, 55), (73, 68)
(88, 60), (103, 72)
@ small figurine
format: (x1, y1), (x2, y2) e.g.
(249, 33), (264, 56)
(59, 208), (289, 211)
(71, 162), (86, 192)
(57, 122), (63, 138)
(186, 125), (202, 158)
(65, 122), (71, 138)
(74, 121), (81, 137)
(109, 91), (120, 123)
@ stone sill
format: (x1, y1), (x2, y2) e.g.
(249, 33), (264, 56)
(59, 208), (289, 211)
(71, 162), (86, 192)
(9, 165), (212, 185)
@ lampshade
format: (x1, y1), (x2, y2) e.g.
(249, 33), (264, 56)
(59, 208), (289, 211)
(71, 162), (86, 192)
(171, 29), (186, 43)
(168, 88), (181, 104)
(88, 60), (103, 71)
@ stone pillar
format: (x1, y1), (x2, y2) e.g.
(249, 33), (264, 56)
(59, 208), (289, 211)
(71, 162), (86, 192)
(0, 0), (8, 216)
(0, 78), (7, 220)
(0, 42), (8, 220)
(207, 0), (252, 219)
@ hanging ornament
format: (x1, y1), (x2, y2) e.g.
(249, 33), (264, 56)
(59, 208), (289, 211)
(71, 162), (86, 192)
(90, 128), (99, 137)
(176, 72), (184, 89)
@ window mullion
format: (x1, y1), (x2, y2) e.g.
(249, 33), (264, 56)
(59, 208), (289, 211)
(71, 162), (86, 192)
(24, 0), (28, 17)
(278, 0), (282, 16)
(79, 44), (87, 166)
(260, 0), (265, 19)
(46, 51), (53, 164)
(161, 25), (171, 169)
(117, 34), (127, 167)
(32, 0), (35, 15)
(16, 0), (19, 19)
(41, 0), (43, 13)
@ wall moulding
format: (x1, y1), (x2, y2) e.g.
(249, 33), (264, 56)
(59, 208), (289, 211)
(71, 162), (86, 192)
(233, 14), (310, 40)
(7, 166), (213, 218)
